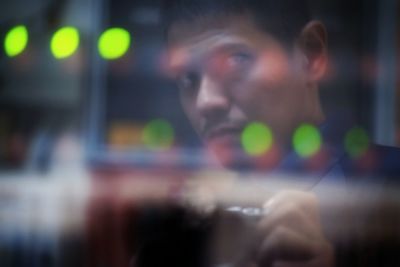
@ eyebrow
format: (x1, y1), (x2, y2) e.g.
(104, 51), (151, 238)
(211, 42), (253, 55)
(180, 41), (254, 70)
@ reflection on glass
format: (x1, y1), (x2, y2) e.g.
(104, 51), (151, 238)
(4, 25), (28, 57)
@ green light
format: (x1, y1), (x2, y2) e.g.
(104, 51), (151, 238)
(345, 127), (370, 158)
(50, 27), (80, 59)
(293, 124), (321, 158)
(142, 119), (174, 150)
(241, 122), (273, 156)
(4, 25), (28, 57)
(98, 28), (130, 60)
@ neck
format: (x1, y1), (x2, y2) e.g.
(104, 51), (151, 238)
(306, 84), (325, 124)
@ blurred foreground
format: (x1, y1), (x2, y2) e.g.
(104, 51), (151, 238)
(0, 166), (399, 267)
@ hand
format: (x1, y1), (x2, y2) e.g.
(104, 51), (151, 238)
(239, 190), (334, 267)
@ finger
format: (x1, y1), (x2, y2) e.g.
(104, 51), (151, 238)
(258, 202), (320, 239)
(257, 226), (316, 266)
(265, 191), (320, 220)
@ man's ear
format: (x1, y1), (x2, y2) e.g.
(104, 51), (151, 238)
(297, 20), (328, 82)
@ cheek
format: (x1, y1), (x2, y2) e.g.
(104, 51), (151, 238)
(180, 92), (202, 130)
(231, 53), (303, 138)
(238, 84), (292, 124)
(233, 52), (294, 112)
(229, 51), (292, 94)
(252, 51), (291, 85)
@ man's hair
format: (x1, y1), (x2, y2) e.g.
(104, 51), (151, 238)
(162, 0), (311, 45)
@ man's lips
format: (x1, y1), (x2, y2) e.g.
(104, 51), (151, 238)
(204, 124), (244, 142)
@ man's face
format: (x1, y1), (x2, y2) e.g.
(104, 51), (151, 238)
(167, 15), (316, 167)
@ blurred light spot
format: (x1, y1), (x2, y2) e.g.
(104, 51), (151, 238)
(241, 122), (273, 156)
(293, 124), (321, 158)
(345, 127), (370, 158)
(226, 206), (242, 212)
(4, 25), (28, 57)
(242, 207), (262, 216)
(142, 119), (174, 150)
(98, 28), (130, 60)
(108, 123), (142, 148)
(50, 27), (80, 59)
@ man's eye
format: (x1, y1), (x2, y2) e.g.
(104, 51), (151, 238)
(177, 72), (199, 91)
(228, 52), (254, 67)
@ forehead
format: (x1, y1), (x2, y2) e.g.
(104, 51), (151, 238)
(167, 14), (275, 48)
(166, 14), (287, 73)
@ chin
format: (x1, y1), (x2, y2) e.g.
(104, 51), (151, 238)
(221, 158), (256, 171)
(205, 139), (252, 170)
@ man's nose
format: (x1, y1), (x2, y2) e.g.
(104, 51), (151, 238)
(196, 75), (230, 119)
